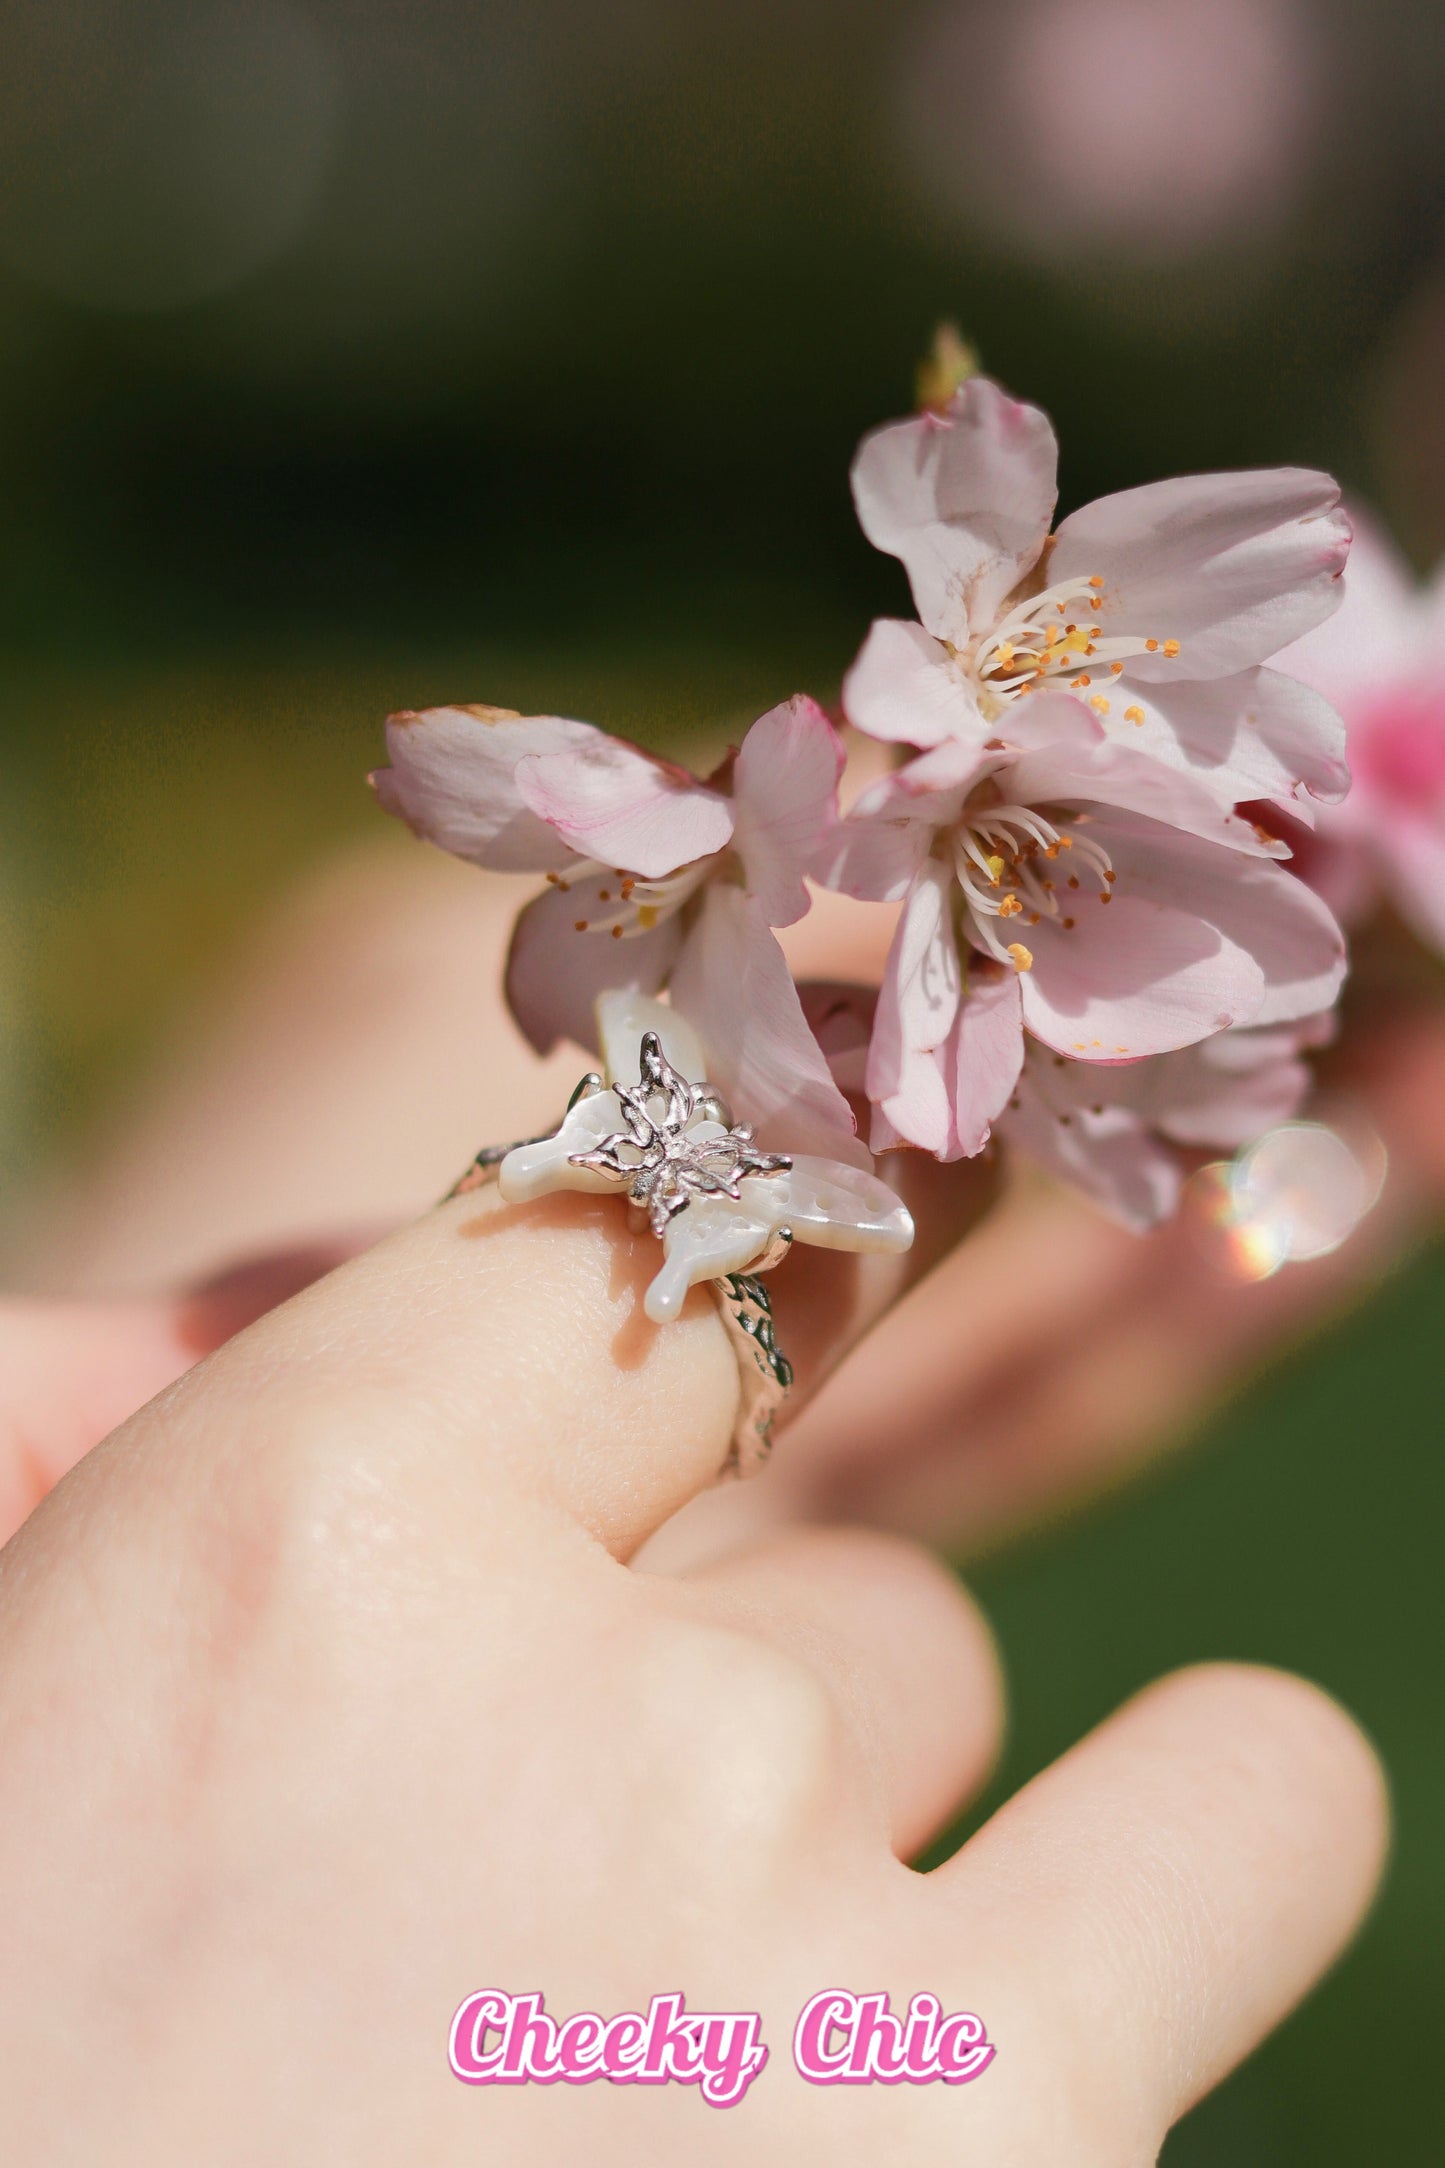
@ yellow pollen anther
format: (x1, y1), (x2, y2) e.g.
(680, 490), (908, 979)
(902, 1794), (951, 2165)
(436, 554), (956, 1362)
(1007, 942), (1034, 971)
(1062, 915), (1075, 928)
(1163, 639), (1180, 658)
(985, 853), (1006, 882)
(998, 894), (1023, 917)
(610, 925), (624, 939)
(636, 904), (659, 930)
(1088, 575), (1104, 589)
(1058, 835), (1074, 849)
(1125, 705), (1145, 725)
(620, 877), (635, 900)
(1146, 638), (1159, 652)
(1110, 661), (1124, 675)
(597, 889), (611, 902)
(995, 641), (1015, 669)
(1090, 695), (1110, 714)
(1071, 674), (1091, 689)
(573, 919), (588, 932)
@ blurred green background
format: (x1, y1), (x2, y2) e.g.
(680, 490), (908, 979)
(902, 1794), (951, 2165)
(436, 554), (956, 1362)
(1, 0), (1441, 2155)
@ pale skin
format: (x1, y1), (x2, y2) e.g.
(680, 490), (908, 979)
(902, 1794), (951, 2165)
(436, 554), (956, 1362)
(0, 841), (1413, 2162)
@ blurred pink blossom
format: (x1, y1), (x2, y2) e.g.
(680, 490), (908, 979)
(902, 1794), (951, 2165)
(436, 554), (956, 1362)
(898, 0), (1322, 263)
(1276, 516), (1445, 954)
(1002, 1015), (1333, 1229)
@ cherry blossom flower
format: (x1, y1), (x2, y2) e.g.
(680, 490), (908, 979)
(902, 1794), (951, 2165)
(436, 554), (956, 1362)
(371, 695), (867, 1162)
(1275, 514), (1445, 954)
(845, 374), (1352, 818)
(1000, 1014), (1333, 1230)
(495, 995), (913, 1323)
(814, 691), (1347, 1160)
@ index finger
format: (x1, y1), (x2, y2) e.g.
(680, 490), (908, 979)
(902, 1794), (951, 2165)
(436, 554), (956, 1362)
(9, 1191), (740, 1578)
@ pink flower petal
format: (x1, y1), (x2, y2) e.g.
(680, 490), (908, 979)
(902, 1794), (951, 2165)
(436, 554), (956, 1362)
(730, 695), (844, 927)
(796, 980), (877, 1097)
(1050, 468), (1351, 679)
(371, 706), (598, 872)
(843, 619), (984, 748)
(813, 740), (978, 902)
(1018, 884), (1265, 1059)
(668, 886), (869, 1165)
(1006, 1085), (1183, 1230)
(864, 862), (962, 1155)
(1016, 811), (1345, 1057)
(1005, 733), (1289, 856)
(951, 967), (1025, 1157)
(1276, 508), (1425, 703)
(505, 874), (683, 1055)
(1105, 668), (1349, 811)
(1138, 1022), (1316, 1148)
(851, 377), (1058, 644)
(991, 687), (1103, 755)
(516, 736), (733, 879)
(1109, 814), (1348, 1026)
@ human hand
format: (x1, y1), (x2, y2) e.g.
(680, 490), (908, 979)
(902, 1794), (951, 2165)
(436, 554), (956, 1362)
(10, 841), (1445, 1563)
(0, 1176), (1386, 2163)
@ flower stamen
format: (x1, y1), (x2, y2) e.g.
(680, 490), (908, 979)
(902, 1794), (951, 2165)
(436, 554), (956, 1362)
(952, 800), (1114, 966)
(966, 571), (1182, 722)
(565, 856), (714, 941)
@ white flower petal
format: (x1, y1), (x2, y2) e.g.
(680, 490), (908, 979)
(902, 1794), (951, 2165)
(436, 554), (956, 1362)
(516, 736), (734, 878)
(1103, 668), (1349, 810)
(505, 877), (683, 1055)
(851, 377), (1058, 643)
(842, 619), (984, 749)
(669, 887), (869, 1165)
(1275, 508), (1427, 701)
(730, 695), (845, 926)
(1050, 468), (1351, 680)
(372, 706), (600, 871)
